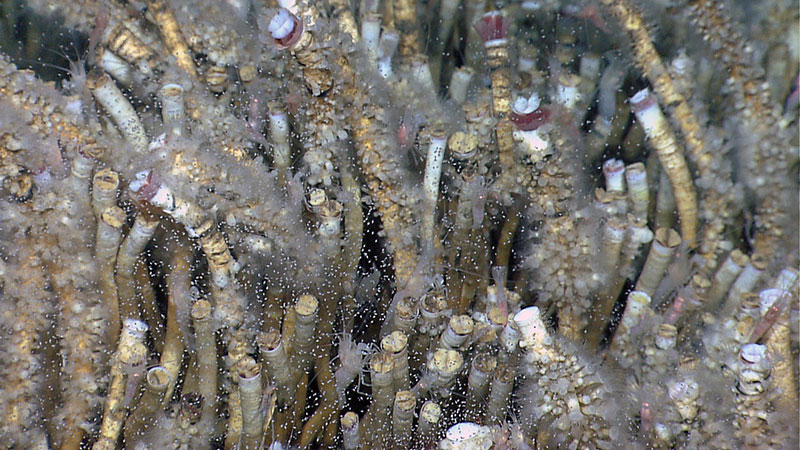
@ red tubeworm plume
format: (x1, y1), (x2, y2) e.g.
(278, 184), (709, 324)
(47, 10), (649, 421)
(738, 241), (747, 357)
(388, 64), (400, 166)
(509, 107), (550, 132)
(474, 12), (509, 44)
(265, 9), (304, 49)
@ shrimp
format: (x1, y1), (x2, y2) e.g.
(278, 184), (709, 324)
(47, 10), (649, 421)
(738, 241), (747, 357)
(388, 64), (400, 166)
(333, 331), (374, 408)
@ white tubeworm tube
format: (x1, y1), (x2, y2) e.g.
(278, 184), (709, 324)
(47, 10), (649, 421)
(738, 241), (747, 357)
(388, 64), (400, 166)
(88, 72), (149, 154)
(94, 319), (149, 450)
(449, 67), (474, 104)
(597, 217), (626, 281)
(635, 228), (681, 297)
(116, 211), (160, 322)
(377, 29), (400, 78)
(603, 158), (626, 194)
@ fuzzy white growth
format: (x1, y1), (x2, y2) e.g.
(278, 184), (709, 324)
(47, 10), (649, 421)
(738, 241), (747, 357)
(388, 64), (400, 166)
(449, 67), (474, 104)
(89, 73), (149, 154)
(268, 9), (295, 40)
(603, 159), (626, 193)
(440, 422), (493, 450)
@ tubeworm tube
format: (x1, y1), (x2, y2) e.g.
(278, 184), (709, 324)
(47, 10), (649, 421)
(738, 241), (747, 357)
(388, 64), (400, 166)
(94, 319), (148, 450)
(705, 249), (748, 311)
(417, 401), (442, 448)
(392, 390), (415, 450)
(96, 206), (125, 345)
(191, 299), (218, 432)
(88, 72), (149, 154)
(124, 366), (170, 444)
(630, 88), (697, 245)
(268, 102), (292, 171)
(486, 364), (514, 424)
(420, 130), (447, 256)
(159, 83), (185, 135)
(723, 256), (767, 317)
(341, 412), (360, 450)
(449, 67), (474, 104)
(611, 291), (654, 367)
(367, 351), (395, 445)
(597, 217), (626, 281)
(96, 48), (131, 86)
(635, 228), (681, 297)
(291, 294), (319, 376)
(625, 162), (649, 221)
(257, 330), (295, 406)
(361, 13), (381, 62)
(91, 168), (119, 219)
(440, 315), (474, 350)
(466, 352), (497, 422)
(381, 331), (410, 390)
(116, 211), (160, 322)
(391, 297), (418, 336)
(238, 357), (264, 450)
